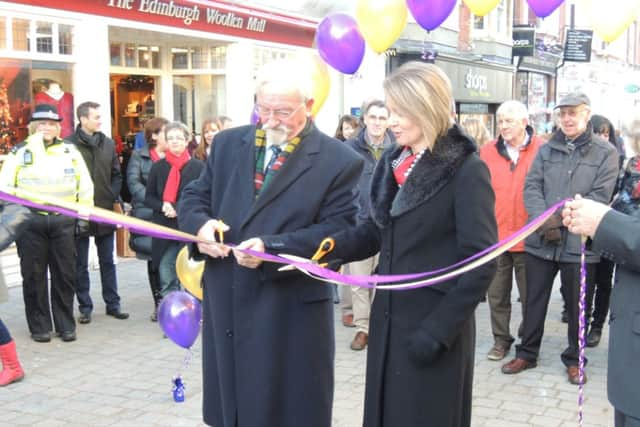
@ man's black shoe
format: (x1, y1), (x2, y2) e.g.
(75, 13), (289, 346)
(78, 313), (91, 324)
(31, 332), (51, 343)
(106, 308), (129, 320)
(60, 331), (76, 342)
(586, 328), (602, 347)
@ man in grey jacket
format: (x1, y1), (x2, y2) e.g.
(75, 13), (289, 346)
(501, 92), (618, 385)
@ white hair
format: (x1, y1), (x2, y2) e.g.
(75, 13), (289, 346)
(623, 116), (640, 154)
(497, 100), (529, 120)
(254, 59), (313, 101)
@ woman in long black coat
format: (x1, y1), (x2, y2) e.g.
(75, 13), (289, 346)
(145, 121), (203, 298)
(330, 62), (498, 427)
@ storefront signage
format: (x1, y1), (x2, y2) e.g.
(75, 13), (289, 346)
(464, 69), (489, 96)
(564, 29), (593, 62)
(10, 0), (317, 47)
(512, 26), (535, 57)
(624, 84), (640, 94)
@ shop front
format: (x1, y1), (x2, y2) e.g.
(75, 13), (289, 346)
(0, 0), (317, 154)
(387, 53), (513, 139)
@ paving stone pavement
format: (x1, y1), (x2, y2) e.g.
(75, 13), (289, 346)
(0, 258), (613, 426)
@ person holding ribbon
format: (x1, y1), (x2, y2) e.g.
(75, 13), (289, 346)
(562, 117), (640, 427)
(177, 58), (363, 427)
(145, 121), (203, 299)
(323, 62), (498, 427)
(501, 92), (619, 385)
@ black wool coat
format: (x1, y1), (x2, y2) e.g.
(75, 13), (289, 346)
(177, 123), (363, 427)
(332, 125), (498, 427)
(145, 157), (204, 268)
(67, 126), (123, 236)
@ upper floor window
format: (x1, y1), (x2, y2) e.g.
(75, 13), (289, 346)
(2, 17), (73, 55)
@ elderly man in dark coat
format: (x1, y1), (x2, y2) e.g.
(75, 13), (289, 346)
(178, 59), (363, 427)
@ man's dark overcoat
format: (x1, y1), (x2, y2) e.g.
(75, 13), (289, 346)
(178, 123), (363, 427)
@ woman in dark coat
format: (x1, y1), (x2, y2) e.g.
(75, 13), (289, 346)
(146, 121), (204, 298)
(330, 62), (498, 427)
(126, 116), (168, 321)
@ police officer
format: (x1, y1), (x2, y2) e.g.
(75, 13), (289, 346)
(0, 104), (93, 343)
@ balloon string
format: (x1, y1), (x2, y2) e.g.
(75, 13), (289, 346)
(578, 238), (587, 427)
(177, 347), (193, 380)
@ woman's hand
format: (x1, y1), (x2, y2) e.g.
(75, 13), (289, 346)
(162, 201), (176, 218)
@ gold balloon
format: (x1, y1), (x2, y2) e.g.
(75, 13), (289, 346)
(463, 0), (501, 17)
(589, 0), (640, 43)
(176, 246), (204, 301)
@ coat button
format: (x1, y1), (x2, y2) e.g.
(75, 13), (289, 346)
(384, 311), (389, 317)
(225, 329), (233, 337)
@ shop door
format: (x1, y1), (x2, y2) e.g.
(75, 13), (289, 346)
(173, 76), (195, 132)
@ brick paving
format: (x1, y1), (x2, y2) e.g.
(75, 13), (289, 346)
(0, 257), (612, 426)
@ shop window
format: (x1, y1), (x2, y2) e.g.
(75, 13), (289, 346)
(173, 75), (225, 134)
(124, 44), (136, 67)
(58, 24), (72, 55)
(35, 21), (53, 53)
(191, 47), (207, 69)
(210, 46), (226, 69)
(172, 47), (189, 69)
(473, 15), (485, 30)
(110, 43), (122, 66)
(0, 17), (6, 49)
(138, 46), (150, 68)
(151, 46), (160, 69)
(12, 18), (30, 51)
(0, 59), (73, 154)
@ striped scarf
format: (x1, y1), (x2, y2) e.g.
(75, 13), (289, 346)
(254, 129), (302, 197)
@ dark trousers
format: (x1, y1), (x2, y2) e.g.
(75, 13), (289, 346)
(488, 252), (527, 348)
(616, 409), (640, 427)
(588, 258), (614, 330)
(147, 260), (161, 307)
(515, 254), (595, 367)
(75, 233), (120, 314)
(0, 318), (11, 344)
(17, 214), (76, 334)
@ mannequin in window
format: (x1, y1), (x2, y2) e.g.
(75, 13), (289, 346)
(34, 81), (74, 138)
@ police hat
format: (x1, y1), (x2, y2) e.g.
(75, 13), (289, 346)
(554, 92), (591, 109)
(30, 104), (62, 122)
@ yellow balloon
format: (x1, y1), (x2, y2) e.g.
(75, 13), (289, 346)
(463, 0), (501, 17)
(355, 0), (408, 54)
(589, 0), (640, 42)
(309, 54), (331, 117)
(176, 246), (204, 301)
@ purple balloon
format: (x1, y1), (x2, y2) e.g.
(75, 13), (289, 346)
(407, 0), (456, 32)
(526, 0), (564, 18)
(250, 109), (260, 125)
(315, 13), (365, 75)
(158, 291), (202, 349)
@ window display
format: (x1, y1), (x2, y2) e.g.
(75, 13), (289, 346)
(0, 59), (73, 154)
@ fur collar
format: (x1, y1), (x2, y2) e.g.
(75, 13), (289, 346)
(370, 124), (477, 227)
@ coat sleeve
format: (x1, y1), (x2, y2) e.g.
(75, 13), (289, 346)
(524, 148), (548, 219)
(421, 157), (498, 350)
(177, 153), (214, 236)
(583, 145), (619, 204)
(110, 144), (123, 201)
(126, 151), (146, 205)
(593, 209), (640, 273)
(144, 163), (163, 213)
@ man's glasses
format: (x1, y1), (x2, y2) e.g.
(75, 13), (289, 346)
(255, 103), (304, 120)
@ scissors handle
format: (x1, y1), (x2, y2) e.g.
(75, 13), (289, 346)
(311, 237), (335, 262)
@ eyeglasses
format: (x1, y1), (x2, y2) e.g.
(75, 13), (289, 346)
(255, 103), (304, 120)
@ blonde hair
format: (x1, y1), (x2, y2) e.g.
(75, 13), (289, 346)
(383, 62), (453, 148)
(623, 117), (640, 155)
(462, 118), (491, 148)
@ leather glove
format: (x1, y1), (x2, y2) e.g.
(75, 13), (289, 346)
(407, 328), (445, 367)
(75, 219), (90, 238)
(542, 227), (562, 245)
(539, 212), (563, 233)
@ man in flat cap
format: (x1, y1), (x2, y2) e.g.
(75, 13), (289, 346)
(501, 92), (618, 385)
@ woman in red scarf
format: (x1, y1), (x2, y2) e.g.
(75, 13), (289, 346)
(145, 122), (204, 298)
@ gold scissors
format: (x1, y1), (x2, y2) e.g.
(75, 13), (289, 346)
(278, 237), (335, 271)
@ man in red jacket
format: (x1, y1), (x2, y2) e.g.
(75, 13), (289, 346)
(479, 100), (543, 361)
